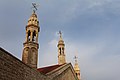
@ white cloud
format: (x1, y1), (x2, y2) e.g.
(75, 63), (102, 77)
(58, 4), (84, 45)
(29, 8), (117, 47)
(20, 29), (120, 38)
(39, 29), (120, 79)
(64, 39), (120, 80)
(48, 39), (58, 47)
(57, 0), (120, 24)
(0, 0), (120, 80)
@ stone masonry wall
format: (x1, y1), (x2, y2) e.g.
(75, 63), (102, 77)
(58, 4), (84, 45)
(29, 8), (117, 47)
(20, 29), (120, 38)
(46, 63), (78, 80)
(53, 67), (78, 80)
(0, 48), (49, 80)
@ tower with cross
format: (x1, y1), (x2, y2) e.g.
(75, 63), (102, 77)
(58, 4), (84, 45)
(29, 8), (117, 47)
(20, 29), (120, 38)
(22, 3), (40, 68)
(74, 55), (81, 80)
(32, 3), (39, 13)
(57, 31), (66, 65)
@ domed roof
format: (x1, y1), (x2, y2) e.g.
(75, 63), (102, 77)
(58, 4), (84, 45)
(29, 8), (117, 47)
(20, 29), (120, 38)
(58, 31), (65, 45)
(74, 56), (80, 71)
(58, 37), (64, 44)
(27, 12), (39, 26)
(74, 62), (80, 71)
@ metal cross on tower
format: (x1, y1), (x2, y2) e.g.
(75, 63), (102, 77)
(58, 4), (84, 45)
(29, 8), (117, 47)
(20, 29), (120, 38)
(32, 3), (39, 13)
(58, 31), (62, 38)
(74, 56), (78, 63)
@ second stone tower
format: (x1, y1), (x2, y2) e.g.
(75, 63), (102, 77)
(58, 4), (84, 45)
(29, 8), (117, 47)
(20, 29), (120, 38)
(57, 31), (66, 65)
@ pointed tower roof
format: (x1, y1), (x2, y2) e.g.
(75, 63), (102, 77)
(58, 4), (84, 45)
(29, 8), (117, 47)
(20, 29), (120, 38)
(58, 31), (65, 46)
(74, 56), (80, 71)
(74, 56), (80, 80)
(27, 11), (39, 27)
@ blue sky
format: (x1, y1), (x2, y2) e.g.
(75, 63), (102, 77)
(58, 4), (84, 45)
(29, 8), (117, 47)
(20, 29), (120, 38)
(0, 0), (120, 80)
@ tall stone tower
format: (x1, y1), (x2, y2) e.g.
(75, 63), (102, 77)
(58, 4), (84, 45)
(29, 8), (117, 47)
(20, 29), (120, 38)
(74, 56), (80, 80)
(22, 11), (40, 68)
(57, 31), (66, 65)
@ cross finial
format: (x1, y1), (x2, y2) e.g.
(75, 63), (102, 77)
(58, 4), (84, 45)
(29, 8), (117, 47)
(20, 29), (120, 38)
(74, 56), (78, 63)
(58, 31), (62, 38)
(32, 3), (39, 13)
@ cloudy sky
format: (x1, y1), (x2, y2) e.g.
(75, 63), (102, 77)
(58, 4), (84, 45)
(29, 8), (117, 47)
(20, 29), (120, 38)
(0, 0), (120, 80)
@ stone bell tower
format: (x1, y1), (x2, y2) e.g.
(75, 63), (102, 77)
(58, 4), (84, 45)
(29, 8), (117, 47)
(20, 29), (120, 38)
(22, 10), (40, 68)
(57, 31), (66, 65)
(74, 56), (80, 80)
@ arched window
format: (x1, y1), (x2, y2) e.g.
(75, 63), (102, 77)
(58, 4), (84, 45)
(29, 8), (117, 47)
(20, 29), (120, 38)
(62, 48), (64, 54)
(59, 48), (61, 55)
(76, 73), (77, 76)
(28, 30), (31, 41)
(32, 30), (36, 42)
(37, 21), (39, 24)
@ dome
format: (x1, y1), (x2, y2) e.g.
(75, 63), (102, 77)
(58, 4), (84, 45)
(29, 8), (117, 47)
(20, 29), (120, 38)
(74, 62), (80, 71)
(57, 35), (65, 46)
(27, 12), (39, 26)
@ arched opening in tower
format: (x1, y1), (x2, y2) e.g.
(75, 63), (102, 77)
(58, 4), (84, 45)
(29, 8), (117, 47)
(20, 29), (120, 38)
(32, 30), (36, 42)
(28, 30), (31, 41)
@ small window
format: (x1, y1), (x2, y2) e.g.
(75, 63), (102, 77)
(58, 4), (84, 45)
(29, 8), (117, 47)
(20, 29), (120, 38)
(28, 30), (31, 41)
(37, 21), (39, 24)
(76, 73), (78, 75)
(59, 48), (61, 55)
(62, 48), (64, 54)
(32, 30), (36, 42)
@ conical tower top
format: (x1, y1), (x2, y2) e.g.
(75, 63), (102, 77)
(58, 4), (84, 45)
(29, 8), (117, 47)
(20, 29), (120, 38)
(27, 12), (39, 27)
(74, 56), (80, 71)
(74, 56), (80, 80)
(58, 31), (64, 46)
(57, 31), (66, 65)
(26, 3), (40, 27)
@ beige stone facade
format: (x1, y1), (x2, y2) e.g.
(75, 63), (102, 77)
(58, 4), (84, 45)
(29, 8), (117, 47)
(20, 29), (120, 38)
(74, 56), (80, 80)
(57, 31), (66, 65)
(0, 9), (81, 80)
(0, 48), (79, 80)
(46, 63), (78, 80)
(22, 11), (40, 68)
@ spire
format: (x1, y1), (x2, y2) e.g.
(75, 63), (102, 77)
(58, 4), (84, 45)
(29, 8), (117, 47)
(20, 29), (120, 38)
(74, 56), (80, 80)
(74, 56), (80, 71)
(26, 3), (40, 28)
(57, 31), (66, 65)
(58, 31), (64, 45)
(32, 3), (39, 14)
(59, 31), (62, 40)
(22, 3), (40, 69)
(27, 11), (39, 27)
